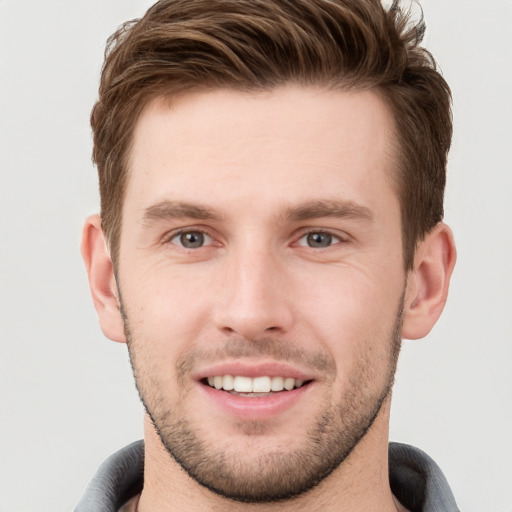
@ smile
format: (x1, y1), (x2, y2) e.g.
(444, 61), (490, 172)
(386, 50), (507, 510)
(205, 375), (309, 395)
(197, 369), (314, 420)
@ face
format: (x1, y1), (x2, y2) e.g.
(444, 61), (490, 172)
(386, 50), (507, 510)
(117, 86), (407, 502)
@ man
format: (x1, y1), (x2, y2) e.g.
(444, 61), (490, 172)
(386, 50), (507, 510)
(77, 0), (458, 510)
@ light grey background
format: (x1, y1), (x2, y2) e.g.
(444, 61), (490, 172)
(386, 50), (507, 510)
(0, 1), (511, 511)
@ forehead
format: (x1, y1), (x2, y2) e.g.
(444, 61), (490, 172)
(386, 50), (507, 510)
(126, 86), (398, 217)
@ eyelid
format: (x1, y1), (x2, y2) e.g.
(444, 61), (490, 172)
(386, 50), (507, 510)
(293, 228), (350, 247)
(160, 225), (350, 249)
(296, 232), (340, 248)
(162, 226), (215, 247)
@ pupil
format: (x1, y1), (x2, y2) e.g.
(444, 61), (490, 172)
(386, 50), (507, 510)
(308, 232), (331, 248)
(181, 231), (204, 248)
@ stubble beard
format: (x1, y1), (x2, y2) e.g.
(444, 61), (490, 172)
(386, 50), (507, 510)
(122, 297), (404, 504)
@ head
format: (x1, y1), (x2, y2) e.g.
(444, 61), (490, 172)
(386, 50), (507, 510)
(91, 0), (452, 272)
(83, 0), (456, 505)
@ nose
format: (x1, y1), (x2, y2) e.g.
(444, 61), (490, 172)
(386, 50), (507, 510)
(213, 245), (294, 340)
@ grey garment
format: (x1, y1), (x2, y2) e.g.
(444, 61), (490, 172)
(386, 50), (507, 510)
(75, 441), (144, 512)
(388, 443), (460, 512)
(74, 441), (460, 512)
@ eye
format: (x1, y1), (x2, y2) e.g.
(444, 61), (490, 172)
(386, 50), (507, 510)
(297, 231), (341, 248)
(170, 230), (212, 249)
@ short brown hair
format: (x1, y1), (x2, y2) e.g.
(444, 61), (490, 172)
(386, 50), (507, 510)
(91, 0), (452, 270)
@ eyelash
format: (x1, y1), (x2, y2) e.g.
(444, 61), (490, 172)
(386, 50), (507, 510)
(165, 229), (214, 249)
(164, 228), (348, 250)
(295, 230), (344, 248)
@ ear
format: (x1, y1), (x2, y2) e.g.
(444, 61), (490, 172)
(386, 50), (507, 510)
(80, 214), (126, 343)
(402, 222), (456, 340)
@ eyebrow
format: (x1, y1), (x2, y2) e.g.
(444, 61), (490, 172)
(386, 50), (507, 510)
(141, 199), (373, 225)
(142, 200), (221, 224)
(284, 200), (374, 223)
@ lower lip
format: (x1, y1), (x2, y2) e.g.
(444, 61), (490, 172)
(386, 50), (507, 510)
(198, 382), (312, 421)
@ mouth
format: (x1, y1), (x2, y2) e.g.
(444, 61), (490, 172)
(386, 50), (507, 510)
(196, 365), (316, 420)
(202, 375), (312, 397)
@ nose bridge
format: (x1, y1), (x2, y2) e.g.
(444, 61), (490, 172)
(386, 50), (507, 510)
(214, 236), (293, 338)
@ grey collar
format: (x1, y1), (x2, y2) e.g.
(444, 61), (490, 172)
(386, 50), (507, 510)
(75, 441), (459, 512)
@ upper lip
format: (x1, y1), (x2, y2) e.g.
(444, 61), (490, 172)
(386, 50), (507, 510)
(193, 361), (316, 382)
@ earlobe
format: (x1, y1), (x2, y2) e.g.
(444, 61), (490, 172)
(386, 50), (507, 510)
(402, 222), (456, 340)
(80, 214), (126, 343)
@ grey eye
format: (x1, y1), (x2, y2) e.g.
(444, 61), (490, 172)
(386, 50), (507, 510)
(298, 232), (340, 248)
(172, 231), (211, 249)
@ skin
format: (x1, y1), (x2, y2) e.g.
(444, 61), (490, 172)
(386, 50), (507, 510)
(82, 86), (456, 511)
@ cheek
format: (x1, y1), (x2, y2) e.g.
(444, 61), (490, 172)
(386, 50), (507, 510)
(295, 266), (403, 372)
(119, 265), (216, 389)
(122, 259), (212, 330)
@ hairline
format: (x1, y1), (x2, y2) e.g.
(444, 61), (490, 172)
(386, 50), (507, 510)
(105, 82), (413, 272)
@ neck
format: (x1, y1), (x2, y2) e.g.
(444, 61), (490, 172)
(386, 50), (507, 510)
(137, 399), (407, 512)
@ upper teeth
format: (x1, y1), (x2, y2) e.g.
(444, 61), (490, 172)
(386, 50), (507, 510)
(207, 375), (305, 393)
